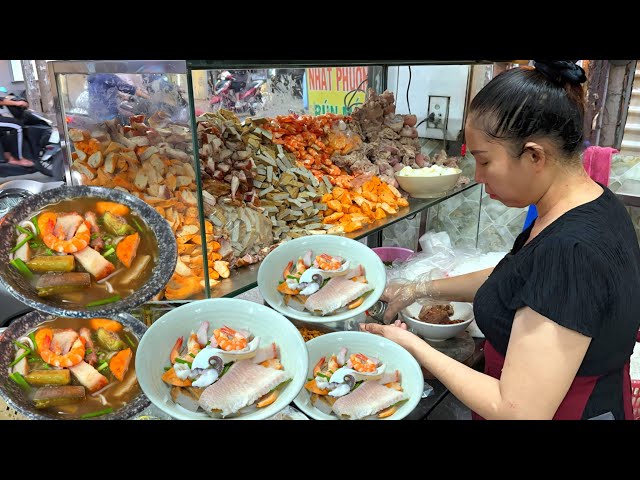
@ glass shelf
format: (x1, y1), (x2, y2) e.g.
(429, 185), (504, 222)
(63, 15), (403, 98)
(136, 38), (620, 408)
(205, 181), (477, 299)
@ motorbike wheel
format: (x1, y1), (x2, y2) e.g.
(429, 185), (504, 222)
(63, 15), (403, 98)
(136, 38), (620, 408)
(32, 150), (64, 180)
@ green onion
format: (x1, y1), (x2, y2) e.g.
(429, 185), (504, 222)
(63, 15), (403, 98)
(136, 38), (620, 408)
(220, 363), (232, 377)
(390, 399), (408, 408)
(278, 280), (284, 285)
(10, 258), (33, 279)
(12, 340), (32, 353)
(132, 218), (144, 232)
(43, 248), (54, 256)
(307, 378), (313, 382)
(271, 378), (292, 392)
(174, 358), (192, 365)
(124, 334), (136, 349)
(315, 372), (330, 380)
(286, 275), (298, 280)
(11, 234), (33, 253)
(9, 372), (31, 391)
(31, 216), (40, 235)
(86, 295), (121, 308)
(90, 233), (98, 240)
(28, 332), (37, 349)
(85, 349), (93, 355)
(353, 380), (364, 390)
(16, 225), (32, 236)
(97, 361), (109, 372)
(164, 366), (172, 371)
(101, 247), (115, 258)
(80, 407), (113, 419)
(9, 350), (30, 367)
(103, 244), (114, 251)
(29, 240), (44, 249)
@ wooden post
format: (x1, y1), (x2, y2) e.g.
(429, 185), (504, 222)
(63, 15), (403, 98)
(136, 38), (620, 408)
(20, 60), (42, 112)
(36, 60), (56, 124)
(583, 60), (610, 146)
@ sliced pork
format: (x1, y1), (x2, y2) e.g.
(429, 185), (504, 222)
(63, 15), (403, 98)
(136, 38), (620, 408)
(198, 359), (289, 417)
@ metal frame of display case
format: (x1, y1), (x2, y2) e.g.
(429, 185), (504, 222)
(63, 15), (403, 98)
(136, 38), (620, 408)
(48, 60), (189, 185)
(45, 59), (486, 311)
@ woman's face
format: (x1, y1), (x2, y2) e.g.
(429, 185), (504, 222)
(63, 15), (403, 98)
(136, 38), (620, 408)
(465, 121), (540, 208)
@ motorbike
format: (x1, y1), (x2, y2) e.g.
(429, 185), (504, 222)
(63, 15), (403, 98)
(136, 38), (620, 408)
(210, 74), (265, 116)
(0, 93), (64, 179)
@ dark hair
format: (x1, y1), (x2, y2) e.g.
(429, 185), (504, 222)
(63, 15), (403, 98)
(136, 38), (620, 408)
(468, 60), (587, 162)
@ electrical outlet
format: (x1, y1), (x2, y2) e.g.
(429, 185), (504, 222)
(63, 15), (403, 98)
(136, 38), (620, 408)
(427, 96), (450, 129)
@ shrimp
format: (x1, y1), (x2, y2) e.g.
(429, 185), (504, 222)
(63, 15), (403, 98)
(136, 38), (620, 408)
(350, 353), (377, 373)
(40, 212), (91, 253)
(35, 328), (85, 368)
(313, 356), (326, 376)
(316, 254), (341, 271)
(213, 326), (248, 352)
(170, 336), (184, 364)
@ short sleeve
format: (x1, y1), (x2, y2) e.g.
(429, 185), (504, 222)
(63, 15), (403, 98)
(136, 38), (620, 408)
(512, 237), (611, 338)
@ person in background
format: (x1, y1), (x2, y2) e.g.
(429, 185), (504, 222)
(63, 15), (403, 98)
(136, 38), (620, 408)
(0, 87), (33, 167)
(87, 73), (150, 121)
(361, 60), (640, 420)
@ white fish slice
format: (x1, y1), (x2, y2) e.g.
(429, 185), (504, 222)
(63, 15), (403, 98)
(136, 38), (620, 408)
(198, 359), (290, 417)
(304, 277), (372, 315)
(332, 381), (405, 420)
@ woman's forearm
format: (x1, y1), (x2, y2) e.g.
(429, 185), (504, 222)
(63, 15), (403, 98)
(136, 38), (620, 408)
(406, 337), (512, 419)
(425, 267), (494, 303)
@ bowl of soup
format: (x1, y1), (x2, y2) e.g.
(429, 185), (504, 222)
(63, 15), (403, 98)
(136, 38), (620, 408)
(0, 310), (149, 419)
(0, 185), (177, 318)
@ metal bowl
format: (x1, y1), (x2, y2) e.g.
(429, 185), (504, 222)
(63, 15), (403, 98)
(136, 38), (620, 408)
(0, 310), (150, 420)
(0, 185), (177, 318)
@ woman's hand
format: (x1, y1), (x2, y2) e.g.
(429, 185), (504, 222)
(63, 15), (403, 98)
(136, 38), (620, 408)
(380, 279), (419, 323)
(359, 320), (422, 354)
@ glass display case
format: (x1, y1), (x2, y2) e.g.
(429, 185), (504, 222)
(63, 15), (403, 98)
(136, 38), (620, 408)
(48, 60), (209, 302)
(48, 59), (487, 312)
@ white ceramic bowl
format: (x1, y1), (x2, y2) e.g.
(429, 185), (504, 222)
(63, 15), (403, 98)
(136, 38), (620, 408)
(258, 235), (386, 323)
(135, 298), (309, 420)
(401, 302), (474, 341)
(395, 171), (461, 198)
(293, 331), (423, 420)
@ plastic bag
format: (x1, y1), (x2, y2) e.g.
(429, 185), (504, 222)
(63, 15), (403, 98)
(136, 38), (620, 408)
(266, 405), (309, 420)
(387, 231), (507, 283)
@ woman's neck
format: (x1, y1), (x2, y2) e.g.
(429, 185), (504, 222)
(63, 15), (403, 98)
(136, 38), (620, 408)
(534, 169), (603, 223)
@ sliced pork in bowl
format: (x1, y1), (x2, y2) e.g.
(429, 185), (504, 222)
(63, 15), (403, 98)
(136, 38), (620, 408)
(135, 298), (308, 420)
(294, 331), (423, 420)
(258, 235), (386, 323)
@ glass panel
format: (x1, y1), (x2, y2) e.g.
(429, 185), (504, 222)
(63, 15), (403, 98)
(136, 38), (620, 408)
(190, 62), (475, 298)
(55, 67), (206, 301)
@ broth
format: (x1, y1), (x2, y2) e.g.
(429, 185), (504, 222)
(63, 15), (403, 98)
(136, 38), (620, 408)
(10, 317), (140, 419)
(10, 197), (158, 308)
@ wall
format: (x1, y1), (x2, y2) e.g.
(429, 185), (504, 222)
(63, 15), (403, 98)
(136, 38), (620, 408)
(387, 65), (471, 141)
(0, 60), (25, 93)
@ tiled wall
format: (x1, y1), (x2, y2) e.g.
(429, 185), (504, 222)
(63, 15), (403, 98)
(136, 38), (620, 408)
(382, 153), (640, 253)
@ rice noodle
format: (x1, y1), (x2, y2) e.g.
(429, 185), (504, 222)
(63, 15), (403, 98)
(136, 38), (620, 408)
(16, 336), (34, 351)
(97, 268), (123, 284)
(18, 220), (37, 234)
(91, 382), (116, 397)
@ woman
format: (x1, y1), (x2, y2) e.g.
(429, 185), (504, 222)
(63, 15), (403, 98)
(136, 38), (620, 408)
(361, 60), (640, 420)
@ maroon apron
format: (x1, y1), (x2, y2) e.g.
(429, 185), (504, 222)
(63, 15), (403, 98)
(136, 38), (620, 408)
(471, 341), (634, 420)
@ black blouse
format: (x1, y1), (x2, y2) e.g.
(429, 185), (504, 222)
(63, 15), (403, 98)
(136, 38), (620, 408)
(473, 186), (640, 417)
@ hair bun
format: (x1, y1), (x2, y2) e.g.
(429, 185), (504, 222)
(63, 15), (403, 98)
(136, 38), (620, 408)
(533, 60), (587, 86)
